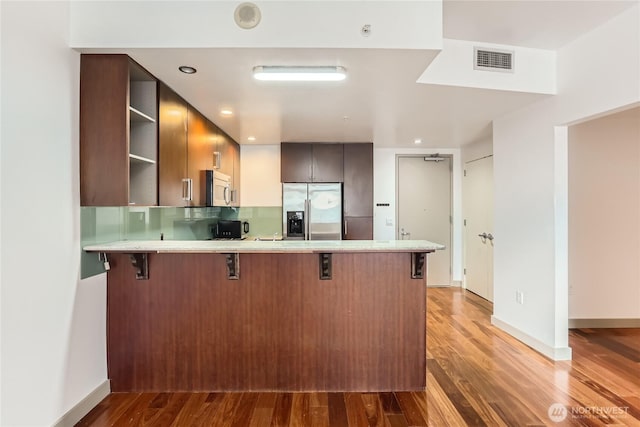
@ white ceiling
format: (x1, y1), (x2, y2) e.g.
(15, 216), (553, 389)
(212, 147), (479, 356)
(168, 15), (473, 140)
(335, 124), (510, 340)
(113, 1), (636, 148)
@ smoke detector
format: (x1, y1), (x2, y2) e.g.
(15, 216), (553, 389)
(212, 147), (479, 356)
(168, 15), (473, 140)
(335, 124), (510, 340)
(234, 2), (261, 29)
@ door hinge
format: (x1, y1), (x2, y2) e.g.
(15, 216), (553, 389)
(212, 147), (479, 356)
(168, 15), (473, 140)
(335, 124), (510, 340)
(464, 169), (467, 177)
(450, 215), (453, 225)
(464, 219), (467, 226)
(464, 268), (467, 275)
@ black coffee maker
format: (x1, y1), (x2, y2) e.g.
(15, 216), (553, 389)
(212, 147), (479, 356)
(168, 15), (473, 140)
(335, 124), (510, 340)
(286, 211), (305, 239)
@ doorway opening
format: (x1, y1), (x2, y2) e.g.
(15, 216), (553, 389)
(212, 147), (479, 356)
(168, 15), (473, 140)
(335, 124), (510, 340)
(396, 155), (452, 286)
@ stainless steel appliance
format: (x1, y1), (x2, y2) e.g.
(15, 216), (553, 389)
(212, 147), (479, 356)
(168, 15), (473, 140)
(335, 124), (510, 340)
(282, 183), (342, 240)
(205, 170), (231, 207)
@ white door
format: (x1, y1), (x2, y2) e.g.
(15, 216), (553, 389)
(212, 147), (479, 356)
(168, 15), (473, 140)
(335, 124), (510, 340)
(397, 156), (452, 286)
(463, 155), (494, 301)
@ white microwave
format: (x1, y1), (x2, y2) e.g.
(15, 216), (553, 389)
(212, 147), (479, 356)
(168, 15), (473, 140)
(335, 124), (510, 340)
(205, 170), (231, 207)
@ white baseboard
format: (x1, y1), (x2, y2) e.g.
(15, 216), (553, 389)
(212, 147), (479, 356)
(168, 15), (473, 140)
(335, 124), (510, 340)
(491, 316), (572, 361)
(53, 379), (111, 427)
(569, 318), (640, 328)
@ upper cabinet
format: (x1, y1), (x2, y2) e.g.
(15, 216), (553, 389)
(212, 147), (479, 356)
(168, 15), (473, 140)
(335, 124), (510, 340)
(280, 143), (343, 183)
(80, 54), (158, 206)
(158, 82), (188, 206)
(187, 107), (216, 206)
(158, 82), (240, 207)
(343, 143), (373, 217)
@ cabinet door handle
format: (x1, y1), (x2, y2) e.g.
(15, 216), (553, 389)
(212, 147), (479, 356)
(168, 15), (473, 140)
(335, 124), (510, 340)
(181, 178), (190, 201)
(214, 151), (221, 169)
(181, 178), (193, 201)
(344, 219), (348, 236)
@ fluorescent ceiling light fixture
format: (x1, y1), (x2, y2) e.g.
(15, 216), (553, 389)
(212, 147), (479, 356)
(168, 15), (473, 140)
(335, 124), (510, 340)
(247, 136), (256, 141)
(220, 109), (234, 116)
(414, 138), (423, 144)
(253, 66), (347, 82)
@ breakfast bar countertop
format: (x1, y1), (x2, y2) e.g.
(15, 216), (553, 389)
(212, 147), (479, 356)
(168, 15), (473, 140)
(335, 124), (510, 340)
(83, 239), (445, 254)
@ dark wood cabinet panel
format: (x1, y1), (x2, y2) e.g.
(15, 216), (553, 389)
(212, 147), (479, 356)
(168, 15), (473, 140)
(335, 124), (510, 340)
(187, 108), (215, 206)
(281, 143), (312, 182)
(344, 216), (373, 240)
(343, 143), (373, 217)
(81, 54), (158, 206)
(158, 83), (188, 206)
(312, 144), (344, 182)
(216, 131), (235, 178)
(231, 141), (241, 206)
(281, 143), (344, 183)
(106, 252), (426, 392)
(80, 54), (130, 206)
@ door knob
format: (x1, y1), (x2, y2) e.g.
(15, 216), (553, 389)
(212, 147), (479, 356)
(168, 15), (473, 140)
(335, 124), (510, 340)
(478, 233), (488, 239)
(486, 233), (494, 241)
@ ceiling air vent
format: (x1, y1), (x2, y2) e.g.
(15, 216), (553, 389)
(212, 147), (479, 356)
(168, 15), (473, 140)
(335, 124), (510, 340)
(474, 47), (514, 72)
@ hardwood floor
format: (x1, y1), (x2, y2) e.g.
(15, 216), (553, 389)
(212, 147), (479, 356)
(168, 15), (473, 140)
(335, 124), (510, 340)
(77, 288), (640, 426)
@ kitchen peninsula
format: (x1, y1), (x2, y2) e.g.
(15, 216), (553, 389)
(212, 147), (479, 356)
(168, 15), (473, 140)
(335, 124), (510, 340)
(84, 239), (443, 392)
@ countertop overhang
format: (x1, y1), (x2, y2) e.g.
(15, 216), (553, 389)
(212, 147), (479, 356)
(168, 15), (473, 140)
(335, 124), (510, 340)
(83, 239), (445, 254)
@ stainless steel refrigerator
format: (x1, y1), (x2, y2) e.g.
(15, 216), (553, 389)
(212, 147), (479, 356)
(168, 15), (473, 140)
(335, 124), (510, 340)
(282, 183), (343, 240)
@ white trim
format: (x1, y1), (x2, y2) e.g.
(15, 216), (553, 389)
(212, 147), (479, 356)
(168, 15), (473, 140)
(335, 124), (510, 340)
(491, 316), (572, 361)
(569, 318), (640, 328)
(53, 380), (111, 427)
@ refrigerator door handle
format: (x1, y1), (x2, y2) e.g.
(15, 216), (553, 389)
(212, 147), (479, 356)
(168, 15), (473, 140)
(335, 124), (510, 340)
(304, 199), (311, 240)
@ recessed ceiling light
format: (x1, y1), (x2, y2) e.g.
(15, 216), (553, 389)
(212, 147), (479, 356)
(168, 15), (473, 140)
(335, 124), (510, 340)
(220, 109), (234, 116)
(247, 136), (256, 141)
(253, 66), (347, 82)
(178, 65), (197, 74)
(414, 138), (423, 144)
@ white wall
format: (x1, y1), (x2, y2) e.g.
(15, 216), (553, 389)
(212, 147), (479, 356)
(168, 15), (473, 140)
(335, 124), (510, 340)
(240, 144), (282, 207)
(374, 147), (463, 282)
(1, 2), (107, 425)
(418, 39), (556, 95)
(491, 5), (639, 360)
(568, 107), (640, 319)
(462, 136), (493, 163)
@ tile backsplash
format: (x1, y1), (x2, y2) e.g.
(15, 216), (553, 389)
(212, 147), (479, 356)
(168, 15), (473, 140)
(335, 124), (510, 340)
(81, 206), (282, 278)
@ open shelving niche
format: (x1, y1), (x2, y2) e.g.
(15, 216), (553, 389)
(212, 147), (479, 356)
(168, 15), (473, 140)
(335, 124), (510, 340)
(128, 61), (157, 206)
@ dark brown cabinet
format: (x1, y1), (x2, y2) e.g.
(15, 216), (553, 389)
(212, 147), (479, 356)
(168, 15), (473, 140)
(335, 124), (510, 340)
(312, 144), (343, 182)
(343, 143), (374, 240)
(343, 143), (373, 217)
(281, 143), (343, 183)
(343, 216), (374, 240)
(158, 82), (189, 206)
(231, 141), (241, 207)
(281, 143), (312, 182)
(187, 108), (215, 206)
(159, 83), (240, 207)
(212, 129), (240, 206)
(80, 54), (158, 206)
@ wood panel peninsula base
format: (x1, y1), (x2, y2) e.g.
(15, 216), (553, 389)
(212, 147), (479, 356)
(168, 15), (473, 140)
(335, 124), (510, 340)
(84, 240), (444, 392)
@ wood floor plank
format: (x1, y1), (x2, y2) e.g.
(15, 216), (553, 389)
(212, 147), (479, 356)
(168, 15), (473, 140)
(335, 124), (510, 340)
(76, 288), (640, 427)
(271, 393), (293, 427)
(289, 393), (311, 427)
(327, 393), (349, 427)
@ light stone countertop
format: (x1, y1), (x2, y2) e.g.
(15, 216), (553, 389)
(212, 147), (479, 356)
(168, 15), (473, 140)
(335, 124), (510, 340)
(83, 239), (445, 254)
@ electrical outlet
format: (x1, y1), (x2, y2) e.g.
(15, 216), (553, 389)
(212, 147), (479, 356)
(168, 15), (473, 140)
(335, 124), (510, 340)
(516, 290), (524, 305)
